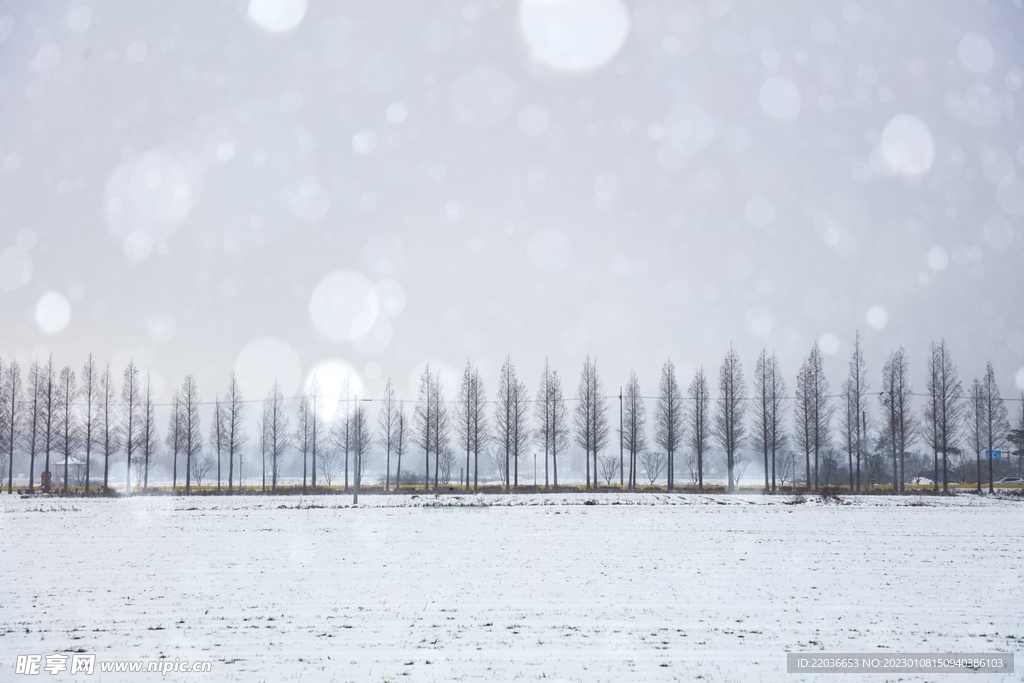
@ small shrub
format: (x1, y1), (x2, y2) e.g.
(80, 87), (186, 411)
(820, 486), (843, 502)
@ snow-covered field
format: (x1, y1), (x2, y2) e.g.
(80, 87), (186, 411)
(2, 492), (1021, 682)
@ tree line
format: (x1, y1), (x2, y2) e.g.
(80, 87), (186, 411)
(1, 337), (1022, 497)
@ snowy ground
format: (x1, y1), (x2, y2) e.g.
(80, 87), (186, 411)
(1, 492), (1021, 682)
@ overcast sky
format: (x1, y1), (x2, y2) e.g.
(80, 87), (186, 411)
(1, 0), (1022, 409)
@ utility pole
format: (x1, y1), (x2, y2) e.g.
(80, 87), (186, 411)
(619, 387), (624, 487)
(353, 394), (360, 505)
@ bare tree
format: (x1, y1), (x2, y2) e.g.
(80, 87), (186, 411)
(457, 361), (475, 490)
(924, 340), (963, 493)
(306, 377), (324, 491)
(967, 378), (986, 492)
(496, 357), (518, 492)
(653, 361), (682, 490)
(622, 370), (646, 490)
(394, 401), (408, 490)
(414, 365), (433, 492)
(510, 371), (529, 490)
(573, 359), (593, 489)
(140, 372), (157, 490)
(210, 396), (225, 490)
(121, 360), (141, 495)
(459, 362), (489, 491)
(598, 454), (618, 485)
(733, 452), (751, 487)
(980, 362), (1009, 493)
(26, 360), (43, 493)
(641, 451), (666, 486)
(546, 368), (569, 491)
(1009, 391), (1024, 477)
(329, 374), (353, 491)
(591, 360), (610, 489)
(378, 378), (399, 490)
(684, 449), (699, 485)
(469, 368), (488, 491)
(353, 402), (372, 481)
(0, 361), (5, 489)
(0, 360), (6, 489)
(78, 357), (96, 494)
(794, 355), (813, 491)
(430, 371), (451, 491)
(167, 389), (183, 493)
(259, 402), (268, 491)
(687, 366), (711, 492)
(3, 360), (22, 494)
(846, 333), (868, 489)
(56, 366), (78, 493)
(98, 364), (120, 493)
(131, 444), (148, 490)
(352, 401), (373, 502)
(296, 389), (310, 492)
(879, 348), (917, 493)
(317, 444), (342, 486)
(225, 373), (247, 491)
(574, 355), (609, 490)
(839, 379), (858, 492)
(490, 447), (507, 486)
(439, 447), (456, 485)
(794, 343), (831, 492)
(535, 361), (553, 490)
(776, 448), (796, 487)
(189, 454), (214, 487)
(752, 349), (787, 492)
(263, 381), (289, 492)
(42, 356), (56, 488)
(180, 375), (203, 493)
(714, 345), (747, 493)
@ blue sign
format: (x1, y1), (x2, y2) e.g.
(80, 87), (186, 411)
(988, 450), (1002, 459)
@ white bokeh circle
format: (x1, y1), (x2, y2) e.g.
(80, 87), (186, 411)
(248, 0), (307, 32)
(866, 305), (888, 330)
(309, 269), (378, 341)
(146, 311), (176, 343)
(103, 147), (202, 262)
(665, 104), (716, 152)
(958, 32), (994, 74)
(518, 104), (550, 135)
(305, 359), (364, 422)
(745, 306), (774, 337)
(745, 196), (776, 228)
(528, 230), (571, 272)
(519, 0), (630, 71)
(818, 332), (840, 355)
(234, 336), (303, 398)
(927, 246), (949, 271)
(452, 67), (517, 126)
(0, 246), (32, 291)
(759, 76), (802, 120)
(371, 279), (406, 318)
(880, 114), (935, 175)
(36, 291), (72, 333)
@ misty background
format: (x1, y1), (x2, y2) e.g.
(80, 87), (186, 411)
(1, 1), (1022, 468)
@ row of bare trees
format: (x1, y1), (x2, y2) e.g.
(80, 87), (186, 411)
(0, 355), (147, 495)
(777, 337), (1014, 494)
(1, 341), (1021, 496)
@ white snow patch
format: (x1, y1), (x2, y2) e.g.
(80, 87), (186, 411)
(2, 493), (1020, 682)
